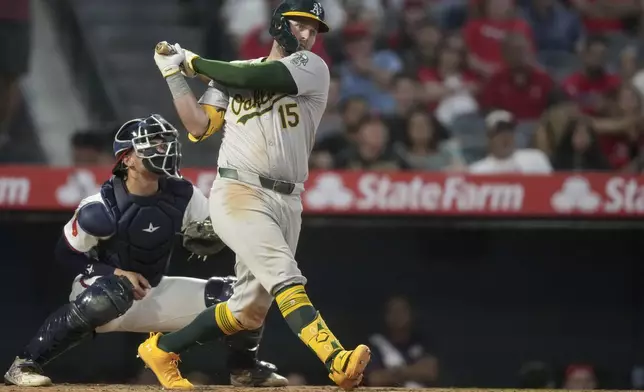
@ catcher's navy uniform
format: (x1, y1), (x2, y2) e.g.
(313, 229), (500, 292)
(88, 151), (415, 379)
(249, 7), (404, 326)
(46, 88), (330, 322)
(4, 114), (284, 387)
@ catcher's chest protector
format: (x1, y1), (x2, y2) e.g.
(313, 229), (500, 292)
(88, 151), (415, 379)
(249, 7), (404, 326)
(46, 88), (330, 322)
(97, 176), (192, 286)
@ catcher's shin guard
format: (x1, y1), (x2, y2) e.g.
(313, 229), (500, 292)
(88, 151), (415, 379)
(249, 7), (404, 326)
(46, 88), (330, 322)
(22, 302), (94, 365)
(226, 326), (288, 387)
(23, 275), (134, 365)
(225, 326), (263, 370)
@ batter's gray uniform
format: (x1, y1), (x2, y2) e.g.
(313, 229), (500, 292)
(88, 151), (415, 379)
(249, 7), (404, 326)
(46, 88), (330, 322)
(198, 50), (329, 328)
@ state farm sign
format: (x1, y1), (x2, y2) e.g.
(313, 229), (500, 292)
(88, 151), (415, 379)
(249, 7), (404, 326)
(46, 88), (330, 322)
(551, 176), (644, 214)
(0, 177), (30, 206)
(305, 172), (525, 214)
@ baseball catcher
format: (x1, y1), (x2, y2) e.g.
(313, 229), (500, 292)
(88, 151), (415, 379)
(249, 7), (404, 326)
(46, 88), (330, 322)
(140, 0), (371, 390)
(4, 114), (286, 388)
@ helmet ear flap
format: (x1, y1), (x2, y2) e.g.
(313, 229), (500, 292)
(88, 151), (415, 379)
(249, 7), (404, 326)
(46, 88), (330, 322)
(269, 5), (300, 54)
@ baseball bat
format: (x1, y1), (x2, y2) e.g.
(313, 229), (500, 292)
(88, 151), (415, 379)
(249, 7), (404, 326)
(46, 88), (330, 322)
(155, 41), (176, 55)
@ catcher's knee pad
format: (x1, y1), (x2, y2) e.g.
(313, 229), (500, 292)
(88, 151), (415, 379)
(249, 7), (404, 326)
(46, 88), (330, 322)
(204, 276), (236, 307)
(74, 275), (135, 327)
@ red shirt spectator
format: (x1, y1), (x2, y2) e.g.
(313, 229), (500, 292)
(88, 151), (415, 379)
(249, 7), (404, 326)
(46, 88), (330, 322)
(464, 19), (534, 74)
(599, 133), (643, 169)
(595, 84), (644, 169)
(570, 0), (630, 33)
(481, 66), (553, 120)
(562, 72), (621, 114)
(561, 35), (620, 115)
(463, 0), (535, 76)
(239, 25), (332, 66)
(479, 32), (552, 120)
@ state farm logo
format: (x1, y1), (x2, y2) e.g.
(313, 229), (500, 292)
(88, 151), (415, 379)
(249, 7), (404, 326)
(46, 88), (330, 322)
(551, 176), (601, 212)
(56, 169), (100, 207)
(305, 173), (354, 209)
(0, 177), (30, 206)
(551, 176), (644, 214)
(304, 173), (524, 212)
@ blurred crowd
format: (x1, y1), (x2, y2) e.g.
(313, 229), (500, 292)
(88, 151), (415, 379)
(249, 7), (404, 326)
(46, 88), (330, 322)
(5, 0), (644, 175)
(192, 0), (644, 175)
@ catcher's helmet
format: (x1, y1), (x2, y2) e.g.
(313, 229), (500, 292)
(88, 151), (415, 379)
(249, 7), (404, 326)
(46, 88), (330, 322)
(112, 114), (182, 178)
(269, 0), (330, 54)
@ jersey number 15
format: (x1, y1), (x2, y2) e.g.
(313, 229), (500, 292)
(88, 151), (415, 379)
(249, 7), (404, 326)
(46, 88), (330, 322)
(278, 103), (300, 129)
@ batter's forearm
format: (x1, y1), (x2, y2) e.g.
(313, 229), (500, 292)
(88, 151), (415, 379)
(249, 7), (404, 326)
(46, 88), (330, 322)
(192, 58), (298, 94)
(165, 74), (209, 138)
(55, 236), (115, 276)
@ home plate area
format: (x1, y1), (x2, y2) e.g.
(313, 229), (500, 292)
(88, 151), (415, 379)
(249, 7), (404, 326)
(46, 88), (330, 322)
(0, 386), (620, 392)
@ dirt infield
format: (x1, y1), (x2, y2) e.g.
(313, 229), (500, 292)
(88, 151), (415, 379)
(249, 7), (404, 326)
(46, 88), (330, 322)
(0, 387), (624, 392)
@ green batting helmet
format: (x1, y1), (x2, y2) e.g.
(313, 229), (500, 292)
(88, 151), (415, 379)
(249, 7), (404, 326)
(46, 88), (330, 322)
(269, 0), (330, 54)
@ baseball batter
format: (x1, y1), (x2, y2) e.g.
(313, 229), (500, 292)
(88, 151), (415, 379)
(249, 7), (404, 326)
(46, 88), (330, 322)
(4, 115), (285, 389)
(140, 0), (371, 390)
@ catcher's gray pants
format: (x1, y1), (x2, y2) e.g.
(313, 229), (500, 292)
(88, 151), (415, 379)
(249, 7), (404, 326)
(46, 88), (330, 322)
(208, 176), (306, 329)
(69, 275), (208, 333)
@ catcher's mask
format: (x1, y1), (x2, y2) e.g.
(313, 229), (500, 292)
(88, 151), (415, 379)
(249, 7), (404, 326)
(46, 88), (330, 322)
(269, 0), (330, 54)
(112, 114), (182, 178)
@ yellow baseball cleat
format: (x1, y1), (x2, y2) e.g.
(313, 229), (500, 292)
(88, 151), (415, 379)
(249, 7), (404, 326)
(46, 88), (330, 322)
(137, 332), (194, 390)
(328, 344), (371, 390)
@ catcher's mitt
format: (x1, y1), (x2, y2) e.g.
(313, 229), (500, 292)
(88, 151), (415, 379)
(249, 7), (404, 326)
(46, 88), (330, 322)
(182, 218), (227, 259)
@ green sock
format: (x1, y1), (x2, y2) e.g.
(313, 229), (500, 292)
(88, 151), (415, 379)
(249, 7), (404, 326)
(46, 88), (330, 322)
(157, 305), (225, 353)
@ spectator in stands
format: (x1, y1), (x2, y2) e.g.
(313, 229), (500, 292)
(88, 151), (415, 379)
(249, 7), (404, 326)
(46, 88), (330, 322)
(418, 41), (480, 127)
(342, 0), (384, 32)
(309, 145), (335, 169)
(534, 89), (582, 158)
(317, 73), (343, 140)
(480, 33), (554, 121)
(563, 364), (598, 390)
(382, 73), (421, 143)
(336, 115), (407, 170)
(520, 0), (583, 52)
(618, 45), (639, 82)
(339, 23), (403, 114)
(0, 0), (30, 147)
(429, 0), (469, 30)
(399, 18), (443, 76)
(592, 83), (644, 170)
(394, 109), (466, 171)
(311, 95), (370, 168)
(517, 361), (556, 388)
(562, 35), (621, 115)
(463, 0), (535, 78)
(470, 109), (553, 173)
(568, 0), (640, 35)
(70, 131), (113, 166)
(387, 0), (433, 56)
(551, 117), (611, 171)
(366, 295), (439, 387)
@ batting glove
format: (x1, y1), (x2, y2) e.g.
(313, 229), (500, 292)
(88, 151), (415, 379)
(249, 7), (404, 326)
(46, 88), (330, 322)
(153, 41), (185, 78)
(174, 43), (200, 78)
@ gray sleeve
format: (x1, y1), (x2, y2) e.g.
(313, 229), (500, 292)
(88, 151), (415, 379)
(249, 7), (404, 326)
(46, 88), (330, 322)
(198, 80), (229, 109)
(278, 50), (330, 97)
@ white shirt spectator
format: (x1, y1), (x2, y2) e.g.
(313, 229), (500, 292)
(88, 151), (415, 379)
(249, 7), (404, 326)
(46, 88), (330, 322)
(469, 149), (553, 174)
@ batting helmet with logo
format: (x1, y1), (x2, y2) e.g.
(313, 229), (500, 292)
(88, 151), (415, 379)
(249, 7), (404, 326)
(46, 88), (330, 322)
(269, 0), (330, 54)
